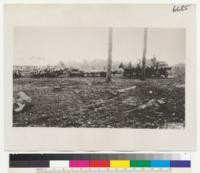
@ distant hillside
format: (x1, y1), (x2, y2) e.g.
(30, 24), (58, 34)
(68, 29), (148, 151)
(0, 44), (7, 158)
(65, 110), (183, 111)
(64, 59), (122, 71)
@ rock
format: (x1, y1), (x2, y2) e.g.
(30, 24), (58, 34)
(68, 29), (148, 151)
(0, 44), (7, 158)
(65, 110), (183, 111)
(95, 99), (105, 107)
(41, 114), (48, 118)
(138, 99), (159, 110)
(86, 81), (92, 86)
(74, 89), (80, 94)
(157, 99), (165, 105)
(149, 90), (153, 94)
(13, 91), (32, 113)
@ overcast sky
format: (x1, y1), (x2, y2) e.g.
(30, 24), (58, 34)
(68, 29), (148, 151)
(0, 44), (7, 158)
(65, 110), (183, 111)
(14, 27), (185, 66)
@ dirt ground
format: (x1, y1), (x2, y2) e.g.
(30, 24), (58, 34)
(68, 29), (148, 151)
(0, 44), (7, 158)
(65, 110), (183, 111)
(13, 77), (185, 128)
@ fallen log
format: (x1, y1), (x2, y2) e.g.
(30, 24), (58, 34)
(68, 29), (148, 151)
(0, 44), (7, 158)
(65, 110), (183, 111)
(138, 99), (159, 110)
(118, 86), (136, 93)
(53, 85), (63, 91)
(124, 108), (137, 114)
(175, 84), (185, 88)
(82, 97), (118, 110)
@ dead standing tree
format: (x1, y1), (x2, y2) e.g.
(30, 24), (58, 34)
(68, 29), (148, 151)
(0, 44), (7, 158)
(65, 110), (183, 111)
(141, 28), (148, 80)
(106, 28), (113, 83)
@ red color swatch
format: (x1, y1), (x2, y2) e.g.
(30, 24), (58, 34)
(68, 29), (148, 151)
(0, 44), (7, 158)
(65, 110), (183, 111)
(89, 160), (110, 167)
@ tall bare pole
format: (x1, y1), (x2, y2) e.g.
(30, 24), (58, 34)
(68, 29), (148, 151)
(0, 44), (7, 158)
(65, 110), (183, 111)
(106, 27), (113, 83)
(141, 28), (148, 80)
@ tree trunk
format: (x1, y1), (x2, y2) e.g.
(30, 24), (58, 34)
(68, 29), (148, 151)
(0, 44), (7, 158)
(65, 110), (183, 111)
(106, 28), (112, 83)
(141, 28), (148, 80)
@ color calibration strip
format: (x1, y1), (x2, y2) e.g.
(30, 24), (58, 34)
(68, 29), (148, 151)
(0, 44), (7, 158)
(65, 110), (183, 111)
(10, 154), (191, 169)
(12, 160), (190, 168)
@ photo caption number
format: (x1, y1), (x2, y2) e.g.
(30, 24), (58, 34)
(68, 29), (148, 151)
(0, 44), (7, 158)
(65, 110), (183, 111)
(172, 4), (192, 13)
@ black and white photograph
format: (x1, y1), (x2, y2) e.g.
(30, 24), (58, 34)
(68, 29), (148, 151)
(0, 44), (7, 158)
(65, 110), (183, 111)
(5, 4), (196, 151)
(13, 27), (185, 129)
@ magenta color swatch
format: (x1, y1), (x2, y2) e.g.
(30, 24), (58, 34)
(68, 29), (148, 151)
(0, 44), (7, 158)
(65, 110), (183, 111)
(69, 160), (90, 167)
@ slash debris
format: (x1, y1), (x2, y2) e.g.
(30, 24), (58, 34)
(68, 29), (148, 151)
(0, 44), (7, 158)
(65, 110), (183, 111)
(13, 77), (185, 128)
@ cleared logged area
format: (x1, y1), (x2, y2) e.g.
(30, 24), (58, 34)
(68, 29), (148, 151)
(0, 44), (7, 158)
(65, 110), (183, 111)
(13, 77), (185, 128)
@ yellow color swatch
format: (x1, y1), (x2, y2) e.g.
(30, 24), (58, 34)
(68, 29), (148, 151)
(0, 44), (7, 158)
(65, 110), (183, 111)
(110, 160), (130, 168)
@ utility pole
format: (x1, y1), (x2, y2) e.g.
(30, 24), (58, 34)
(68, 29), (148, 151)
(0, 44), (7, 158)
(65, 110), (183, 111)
(141, 28), (148, 80)
(106, 27), (113, 83)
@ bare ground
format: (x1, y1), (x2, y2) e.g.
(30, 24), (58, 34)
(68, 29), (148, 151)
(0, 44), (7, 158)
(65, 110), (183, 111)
(13, 77), (185, 128)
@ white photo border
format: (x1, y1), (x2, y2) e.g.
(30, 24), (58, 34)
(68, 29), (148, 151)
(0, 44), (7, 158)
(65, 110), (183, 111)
(4, 4), (197, 151)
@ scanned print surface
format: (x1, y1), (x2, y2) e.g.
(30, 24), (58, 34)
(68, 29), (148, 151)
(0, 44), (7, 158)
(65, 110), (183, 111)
(8, 168), (191, 173)
(5, 4), (196, 151)
(13, 27), (186, 129)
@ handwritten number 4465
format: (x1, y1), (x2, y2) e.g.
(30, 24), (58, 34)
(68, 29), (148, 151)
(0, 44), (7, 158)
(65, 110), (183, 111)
(173, 4), (191, 12)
